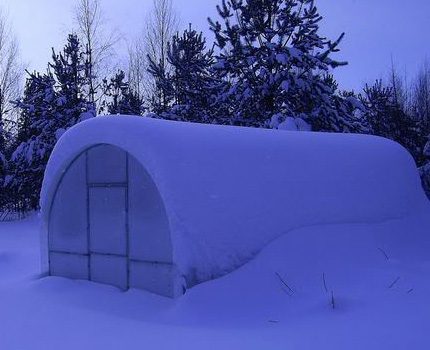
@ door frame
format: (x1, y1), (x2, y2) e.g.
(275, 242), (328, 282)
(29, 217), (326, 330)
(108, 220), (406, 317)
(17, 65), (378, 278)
(86, 151), (131, 290)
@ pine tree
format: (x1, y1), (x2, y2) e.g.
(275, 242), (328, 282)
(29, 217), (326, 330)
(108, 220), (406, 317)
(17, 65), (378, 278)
(147, 54), (174, 115)
(165, 25), (218, 122)
(101, 70), (144, 115)
(50, 34), (95, 125)
(208, 0), (367, 132)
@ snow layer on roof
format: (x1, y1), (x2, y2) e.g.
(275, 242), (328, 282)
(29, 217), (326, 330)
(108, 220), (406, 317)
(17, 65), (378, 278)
(40, 116), (429, 284)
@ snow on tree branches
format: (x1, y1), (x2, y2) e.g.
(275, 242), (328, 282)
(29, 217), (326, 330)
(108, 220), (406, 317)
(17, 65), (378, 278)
(208, 0), (368, 132)
(6, 34), (95, 211)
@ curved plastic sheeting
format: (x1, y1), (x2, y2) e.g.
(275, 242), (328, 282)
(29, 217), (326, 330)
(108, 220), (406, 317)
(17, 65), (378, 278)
(45, 144), (183, 298)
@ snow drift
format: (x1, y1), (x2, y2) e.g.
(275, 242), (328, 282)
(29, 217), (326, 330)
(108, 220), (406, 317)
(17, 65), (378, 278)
(40, 116), (429, 295)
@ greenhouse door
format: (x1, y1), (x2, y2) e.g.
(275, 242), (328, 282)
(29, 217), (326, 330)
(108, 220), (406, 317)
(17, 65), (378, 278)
(88, 186), (128, 289)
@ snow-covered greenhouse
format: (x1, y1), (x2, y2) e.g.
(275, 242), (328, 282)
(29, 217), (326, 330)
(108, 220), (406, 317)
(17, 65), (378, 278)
(40, 116), (429, 298)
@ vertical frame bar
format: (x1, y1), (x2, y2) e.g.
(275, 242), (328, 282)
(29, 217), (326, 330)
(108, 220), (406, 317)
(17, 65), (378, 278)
(86, 150), (91, 281)
(125, 152), (130, 290)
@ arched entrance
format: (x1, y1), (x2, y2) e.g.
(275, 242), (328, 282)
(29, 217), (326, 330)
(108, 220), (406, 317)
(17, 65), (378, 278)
(47, 144), (182, 297)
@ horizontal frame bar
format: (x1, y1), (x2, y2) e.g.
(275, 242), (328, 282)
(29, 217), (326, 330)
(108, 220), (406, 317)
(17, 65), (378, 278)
(49, 250), (173, 266)
(88, 182), (128, 188)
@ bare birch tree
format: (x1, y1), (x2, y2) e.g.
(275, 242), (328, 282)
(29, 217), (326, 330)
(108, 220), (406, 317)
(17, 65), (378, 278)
(74, 0), (120, 105)
(0, 9), (22, 148)
(127, 38), (147, 104)
(128, 0), (178, 108)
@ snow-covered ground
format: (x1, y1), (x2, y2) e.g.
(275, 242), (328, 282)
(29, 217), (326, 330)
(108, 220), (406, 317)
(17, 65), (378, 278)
(1, 212), (430, 349)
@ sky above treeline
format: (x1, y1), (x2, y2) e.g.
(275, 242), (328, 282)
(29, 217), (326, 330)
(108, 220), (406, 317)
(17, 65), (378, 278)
(2, 0), (430, 92)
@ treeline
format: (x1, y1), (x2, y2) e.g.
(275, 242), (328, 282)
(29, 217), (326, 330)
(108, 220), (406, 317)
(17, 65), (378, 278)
(0, 0), (429, 214)
(359, 67), (430, 197)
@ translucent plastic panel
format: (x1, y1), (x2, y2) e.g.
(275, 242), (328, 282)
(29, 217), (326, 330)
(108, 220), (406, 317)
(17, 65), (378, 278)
(87, 145), (127, 184)
(49, 153), (87, 253)
(128, 156), (172, 262)
(129, 261), (181, 297)
(89, 187), (127, 255)
(50, 252), (89, 280)
(90, 254), (127, 289)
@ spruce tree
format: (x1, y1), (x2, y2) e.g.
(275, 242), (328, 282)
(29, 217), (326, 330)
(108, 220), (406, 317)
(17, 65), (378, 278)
(8, 71), (58, 211)
(208, 0), (367, 131)
(8, 34), (94, 211)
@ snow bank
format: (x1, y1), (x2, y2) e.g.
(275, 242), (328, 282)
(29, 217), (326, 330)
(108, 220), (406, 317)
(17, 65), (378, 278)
(40, 116), (429, 286)
(3, 214), (430, 349)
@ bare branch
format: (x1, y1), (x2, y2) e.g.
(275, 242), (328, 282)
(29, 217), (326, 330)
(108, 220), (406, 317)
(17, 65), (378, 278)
(74, 0), (121, 104)
(0, 8), (23, 133)
(127, 0), (179, 103)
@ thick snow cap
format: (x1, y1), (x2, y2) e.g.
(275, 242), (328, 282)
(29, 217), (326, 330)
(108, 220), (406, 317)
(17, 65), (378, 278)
(40, 116), (429, 291)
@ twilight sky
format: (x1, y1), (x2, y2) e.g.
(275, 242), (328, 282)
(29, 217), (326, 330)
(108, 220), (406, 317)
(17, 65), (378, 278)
(2, 0), (429, 91)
